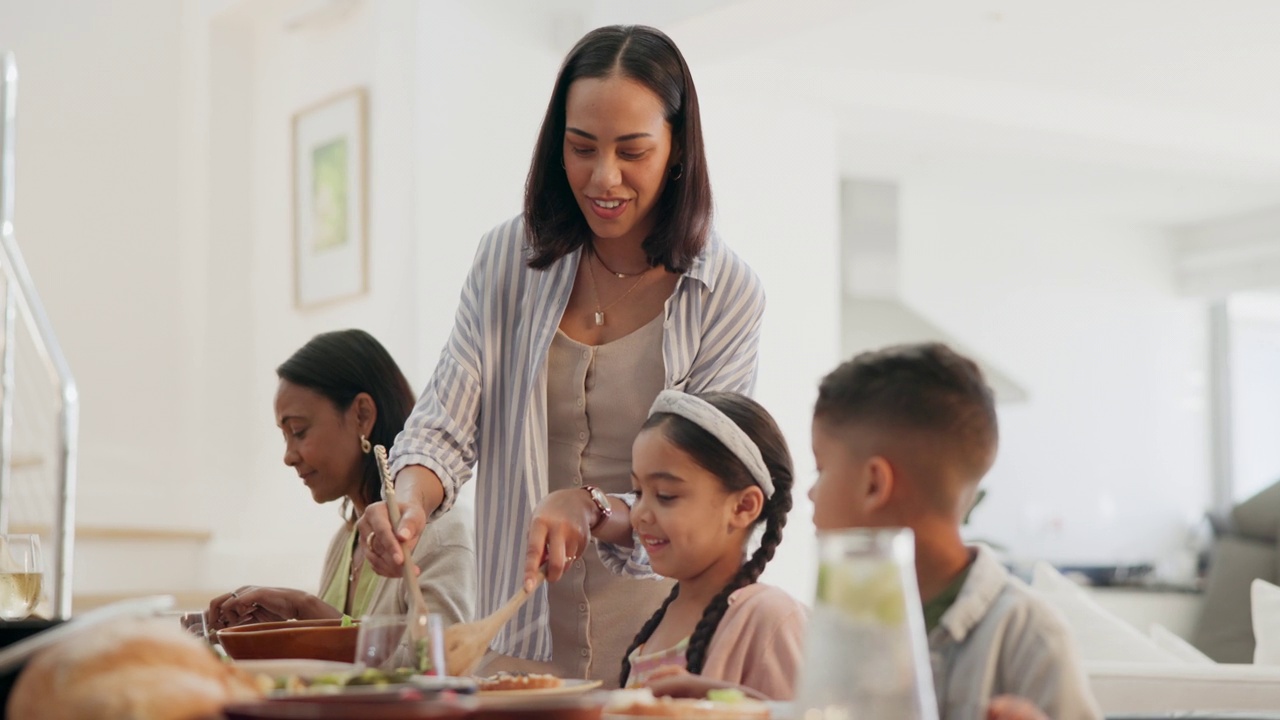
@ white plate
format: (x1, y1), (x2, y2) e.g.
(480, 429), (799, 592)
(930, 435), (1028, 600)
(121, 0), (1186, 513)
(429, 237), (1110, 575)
(407, 674), (478, 693)
(600, 697), (785, 719)
(233, 659), (357, 680)
(266, 671), (476, 698)
(0, 595), (176, 675)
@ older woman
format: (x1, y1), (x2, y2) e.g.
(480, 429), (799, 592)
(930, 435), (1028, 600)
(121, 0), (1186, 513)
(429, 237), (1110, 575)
(207, 329), (475, 630)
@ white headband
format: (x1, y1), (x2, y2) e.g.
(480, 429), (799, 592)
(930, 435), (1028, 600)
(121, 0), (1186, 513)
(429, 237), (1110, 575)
(647, 390), (775, 498)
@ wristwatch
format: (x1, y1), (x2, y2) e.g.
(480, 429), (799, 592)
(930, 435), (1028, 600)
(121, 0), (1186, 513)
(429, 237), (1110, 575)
(583, 485), (613, 529)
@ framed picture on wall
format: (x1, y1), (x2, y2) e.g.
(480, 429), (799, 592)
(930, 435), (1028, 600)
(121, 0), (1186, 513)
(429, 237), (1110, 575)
(292, 87), (368, 309)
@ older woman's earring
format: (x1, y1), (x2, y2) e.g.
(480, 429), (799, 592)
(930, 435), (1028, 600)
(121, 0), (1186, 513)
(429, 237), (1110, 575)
(360, 435), (372, 454)
(669, 163), (683, 181)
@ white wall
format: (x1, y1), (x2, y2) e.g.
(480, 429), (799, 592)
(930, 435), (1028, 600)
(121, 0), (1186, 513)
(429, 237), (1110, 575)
(1228, 293), (1280, 502)
(896, 178), (1210, 569)
(195, 0), (434, 592)
(0, 0), (202, 528)
(411, 1), (561, 377)
(692, 60), (841, 601)
(2, 0), (1218, 607)
(0, 0), (842, 603)
(213, 2), (847, 600)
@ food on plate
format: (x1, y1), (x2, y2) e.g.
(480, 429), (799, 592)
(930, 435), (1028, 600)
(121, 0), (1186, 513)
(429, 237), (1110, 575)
(7, 617), (265, 720)
(604, 688), (770, 718)
(272, 667), (419, 694)
(477, 671), (564, 691)
(343, 667), (419, 686)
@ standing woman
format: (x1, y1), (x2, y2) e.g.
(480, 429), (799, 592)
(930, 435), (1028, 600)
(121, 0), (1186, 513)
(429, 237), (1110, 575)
(360, 25), (765, 686)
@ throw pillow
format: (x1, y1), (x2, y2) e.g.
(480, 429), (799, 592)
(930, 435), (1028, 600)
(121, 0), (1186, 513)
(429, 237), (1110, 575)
(1191, 535), (1276, 662)
(1252, 578), (1280, 664)
(1030, 562), (1177, 665)
(1232, 480), (1280, 542)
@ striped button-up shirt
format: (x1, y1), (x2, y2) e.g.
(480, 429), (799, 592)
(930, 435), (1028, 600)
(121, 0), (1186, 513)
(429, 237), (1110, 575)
(389, 215), (765, 661)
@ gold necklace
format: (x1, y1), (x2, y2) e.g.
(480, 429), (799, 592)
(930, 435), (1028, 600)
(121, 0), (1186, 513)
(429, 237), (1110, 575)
(349, 532), (360, 584)
(585, 254), (650, 326)
(590, 245), (648, 278)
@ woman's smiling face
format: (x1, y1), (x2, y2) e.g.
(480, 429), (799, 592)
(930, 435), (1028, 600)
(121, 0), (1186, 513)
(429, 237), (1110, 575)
(562, 73), (674, 249)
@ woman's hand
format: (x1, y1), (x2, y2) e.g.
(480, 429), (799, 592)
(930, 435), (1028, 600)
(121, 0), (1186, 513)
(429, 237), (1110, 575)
(987, 696), (1050, 720)
(524, 488), (637, 590)
(524, 489), (598, 589)
(357, 466), (443, 577)
(646, 667), (768, 701)
(206, 586), (338, 631)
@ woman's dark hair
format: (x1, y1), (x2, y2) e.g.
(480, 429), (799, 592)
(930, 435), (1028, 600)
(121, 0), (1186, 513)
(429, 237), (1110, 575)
(276, 329), (415, 521)
(524, 24), (712, 273)
(619, 392), (794, 686)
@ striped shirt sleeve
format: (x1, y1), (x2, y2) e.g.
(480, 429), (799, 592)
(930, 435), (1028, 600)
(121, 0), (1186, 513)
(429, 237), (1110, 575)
(595, 492), (662, 579)
(686, 249), (766, 395)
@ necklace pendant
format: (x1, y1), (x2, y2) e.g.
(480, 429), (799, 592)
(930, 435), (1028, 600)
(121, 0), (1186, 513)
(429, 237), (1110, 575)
(594, 311), (605, 326)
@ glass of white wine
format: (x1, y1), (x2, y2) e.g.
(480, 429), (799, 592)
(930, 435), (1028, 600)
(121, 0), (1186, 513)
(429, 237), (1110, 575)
(0, 534), (43, 621)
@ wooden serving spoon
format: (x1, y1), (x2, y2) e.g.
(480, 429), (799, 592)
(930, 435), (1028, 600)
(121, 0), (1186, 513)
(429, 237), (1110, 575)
(372, 445), (434, 671)
(443, 569), (545, 676)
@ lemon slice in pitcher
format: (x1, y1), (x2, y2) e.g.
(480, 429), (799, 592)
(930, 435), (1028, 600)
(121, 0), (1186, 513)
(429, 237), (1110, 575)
(816, 560), (907, 626)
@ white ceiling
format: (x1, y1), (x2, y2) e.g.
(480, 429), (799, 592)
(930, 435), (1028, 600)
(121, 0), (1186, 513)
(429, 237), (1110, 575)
(537, 0), (1280, 226)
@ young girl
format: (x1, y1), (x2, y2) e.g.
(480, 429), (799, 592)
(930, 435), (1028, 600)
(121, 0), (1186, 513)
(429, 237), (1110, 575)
(608, 389), (806, 701)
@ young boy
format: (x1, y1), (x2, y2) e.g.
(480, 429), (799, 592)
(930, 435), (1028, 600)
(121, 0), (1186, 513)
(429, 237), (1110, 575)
(809, 343), (1101, 720)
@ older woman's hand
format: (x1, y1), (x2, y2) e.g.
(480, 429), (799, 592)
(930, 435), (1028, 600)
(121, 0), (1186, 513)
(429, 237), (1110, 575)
(206, 586), (338, 631)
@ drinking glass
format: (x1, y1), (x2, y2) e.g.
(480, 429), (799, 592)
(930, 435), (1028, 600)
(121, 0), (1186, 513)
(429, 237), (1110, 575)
(160, 610), (208, 641)
(355, 611), (445, 675)
(793, 528), (939, 720)
(0, 534), (43, 621)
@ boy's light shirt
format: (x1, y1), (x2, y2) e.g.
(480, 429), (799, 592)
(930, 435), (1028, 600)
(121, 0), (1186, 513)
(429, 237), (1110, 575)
(928, 544), (1103, 720)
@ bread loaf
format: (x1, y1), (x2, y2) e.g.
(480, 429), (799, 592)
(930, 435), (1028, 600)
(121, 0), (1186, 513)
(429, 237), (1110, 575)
(7, 617), (264, 720)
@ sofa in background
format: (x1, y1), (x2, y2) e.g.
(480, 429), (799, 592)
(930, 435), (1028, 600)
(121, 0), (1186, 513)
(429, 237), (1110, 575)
(1191, 479), (1280, 662)
(1033, 561), (1280, 715)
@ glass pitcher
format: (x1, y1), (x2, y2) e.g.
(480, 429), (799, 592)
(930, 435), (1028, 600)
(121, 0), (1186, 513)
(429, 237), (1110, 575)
(793, 528), (938, 720)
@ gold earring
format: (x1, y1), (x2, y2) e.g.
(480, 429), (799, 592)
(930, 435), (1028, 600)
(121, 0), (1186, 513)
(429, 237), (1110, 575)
(360, 435), (372, 454)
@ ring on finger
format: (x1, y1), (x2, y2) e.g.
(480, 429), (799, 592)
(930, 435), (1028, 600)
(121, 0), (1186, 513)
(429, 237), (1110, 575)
(230, 590), (239, 599)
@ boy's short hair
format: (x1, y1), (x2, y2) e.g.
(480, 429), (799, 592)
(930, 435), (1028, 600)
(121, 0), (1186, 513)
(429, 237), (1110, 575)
(815, 342), (999, 489)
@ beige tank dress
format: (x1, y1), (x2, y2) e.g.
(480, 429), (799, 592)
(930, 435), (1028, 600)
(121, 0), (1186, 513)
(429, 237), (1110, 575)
(478, 313), (676, 687)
